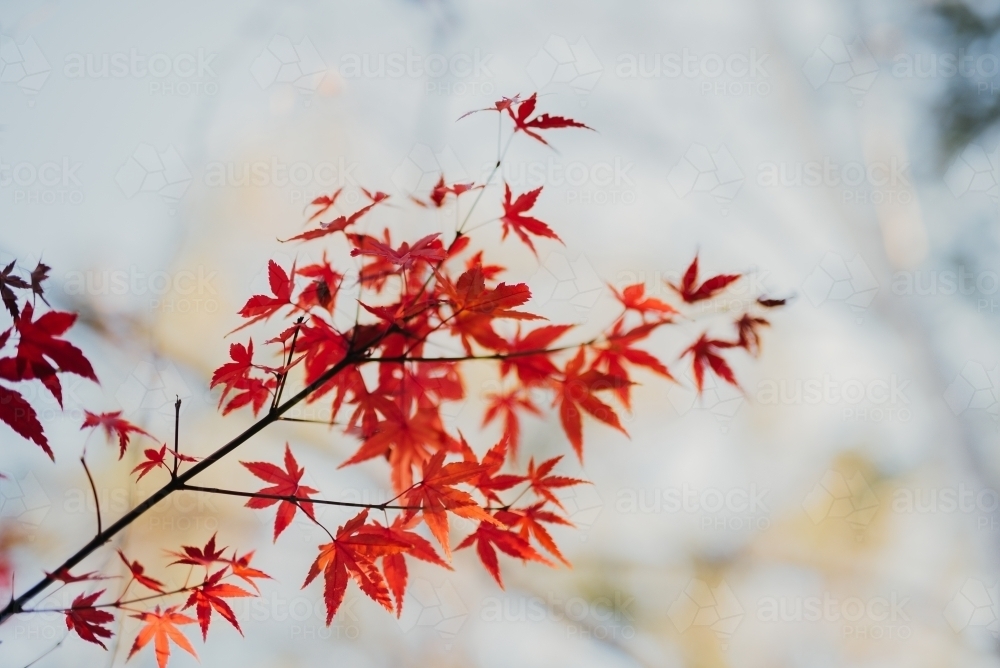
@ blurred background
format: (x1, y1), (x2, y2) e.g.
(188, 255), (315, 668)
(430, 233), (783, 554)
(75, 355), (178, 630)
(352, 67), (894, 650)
(2, 0), (1000, 666)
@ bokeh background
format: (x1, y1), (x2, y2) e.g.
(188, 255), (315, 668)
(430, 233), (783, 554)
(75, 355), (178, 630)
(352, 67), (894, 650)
(2, 0), (1000, 666)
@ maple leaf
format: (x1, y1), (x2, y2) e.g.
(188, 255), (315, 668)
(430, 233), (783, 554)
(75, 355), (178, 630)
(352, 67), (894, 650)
(556, 348), (631, 460)
(456, 520), (551, 589)
(669, 255), (741, 303)
(500, 324), (572, 386)
(235, 260), (295, 329)
(0, 260), (28, 318)
(131, 444), (197, 481)
(497, 503), (573, 566)
(0, 385), (49, 457)
(183, 569), (253, 639)
(506, 93), (593, 146)
(446, 265), (538, 320)
(340, 404), (448, 493)
(7, 302), (97, 406)
(305, 187), (344, 223)
(592, 320), (673, 409)
(45, 567), (111, 584)
(457, 94), (521, 120)
(412, 175), (482, 208)
(285, 193), (389, 242)
(240, 444), (319, 541)
(29, 261), (51, 307)
(467, 437), (525, 503)
(735, 314), (770, 356)
(500, 184), (561, 255)
(65, 590), (115, 649)
(525, 456), (586, 511)
(482, 390), (540, 460)
(296, 255), (342, 312)
(128, 606), (197, 668)
(681, 333), (740, 391)
(82, 410), (153, 459)
(363, 516), (449, 617)
(350, 233), (446, 270)
(169, 534), (227, 568)
(610, 283), (676, 319)
(210, 339), (277, 416)
(118, 549), (165, 592)
(400, 451), (497, 558)
(227, 551), (271, 593)
(302, 510), (409, 624)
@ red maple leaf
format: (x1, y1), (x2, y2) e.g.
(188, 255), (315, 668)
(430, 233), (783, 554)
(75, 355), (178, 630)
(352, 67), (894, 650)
(128, 606), (197, 668)
(65, 590), (115, 649)
(592, 320), (673, 409)
(235, 260), (295, 329)
(82, 410), (153, 459)
(482, 389), (540, 460)
(169, 534), (227, 568)
(286, 191), (389, 242)
(364, 516), (449, 617)
(497, 502), (573, 566)
(611, 283), (676, 319)
(681, 333), (740, 391)
(669, 256), (741, 303)
(183, 568), (253, 639)
(131, 444), (197, 481)
(118, 549), (165, 592)
(412, 175), (481, 208)
(467, 437), (525, 504)
(227, 551), (271, 593)
(735, 314), (770, 356)
(506, 93), (593, 146)
(210, 339), (277, 415)
(500, 185), (561, 254)
(556, 348), (630, 459)
(525, 456), (586, 511)
(0, 385), (48, 457)
(6, 302), (97, 405)
(500, 324), (572, 386)
(456, 519), (551, 589)
(0, 260), (29, 318)
(350, 233), (446, 270)
(400, 451), (497, 558)
(241, 444), (319, 540)
(302, 510), (409, 624)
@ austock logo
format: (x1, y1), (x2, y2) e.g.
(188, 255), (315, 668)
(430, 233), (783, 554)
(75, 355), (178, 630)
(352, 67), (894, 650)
(0, 156), (84, 205)
(115, 359), (196, 422)
(946, 578), (1000, 638)
(801, 252), (878, 323)
(527, 35), (603, 99)
(944, 361), (999, 422)
(615, 484), (770, 533)
(526, 251), (604, 324)
(0, 471), (50, 530)
(945, 142), (1000, 209)
(802, 469), (879, 537)
(667, 579), (743, 648)
(116, 144), (192, 210)
(802, 35), (878, 104)
(251, 35), (327, 93)
(756, 374), (912, 423)
(756, 590), (911, 640)
(391, 143), (468, 198)
(63, 48), (218, 97)
(666, 363), (744, 432)
(0, 34), (50, 102)
(481, 589), (635, 640)
(396, 577), (468, 646)
(667, 143), (744, 214)
(616, 47), (771, 97)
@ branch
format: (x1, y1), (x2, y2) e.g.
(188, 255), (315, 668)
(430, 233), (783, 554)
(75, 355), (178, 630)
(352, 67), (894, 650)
(181, 484), (425, 511)
(80, 456), (101, 535)
(0, 339), (383, 626)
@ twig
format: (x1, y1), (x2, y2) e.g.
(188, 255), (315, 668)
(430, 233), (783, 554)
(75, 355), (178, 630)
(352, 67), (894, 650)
(80, 456), (101, 534)
(180, 484), (424, 511)
(172, 396), (181, 478)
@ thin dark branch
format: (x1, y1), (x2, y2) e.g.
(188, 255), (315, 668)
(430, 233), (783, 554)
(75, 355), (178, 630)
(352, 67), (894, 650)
(376, 340), (598, 364)
(172, 396), (181, 478)
(21, 632), (68, 668)
(80, 456), (101, 535)
(180, 484), (424, 511)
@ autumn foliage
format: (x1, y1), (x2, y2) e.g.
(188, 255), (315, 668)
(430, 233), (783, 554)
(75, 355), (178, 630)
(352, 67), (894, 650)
(0, 93), (781, 666)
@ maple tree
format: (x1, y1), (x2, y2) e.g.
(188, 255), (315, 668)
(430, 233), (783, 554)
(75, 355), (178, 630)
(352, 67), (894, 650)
(0, 93), (781, 665)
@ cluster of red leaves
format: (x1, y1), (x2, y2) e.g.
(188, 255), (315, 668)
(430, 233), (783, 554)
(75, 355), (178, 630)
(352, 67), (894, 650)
(0, 261), (98, 459)
(2, 94), (780, 668)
